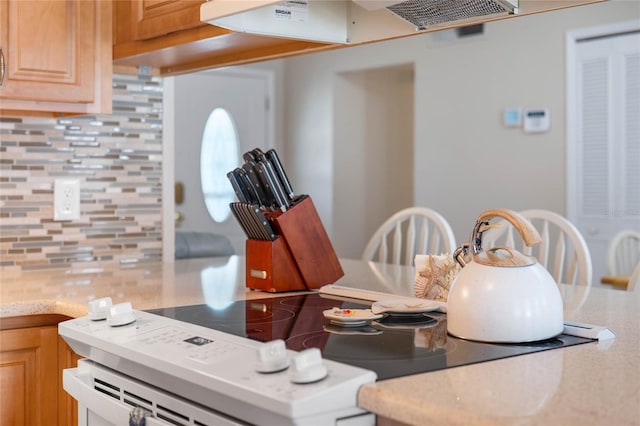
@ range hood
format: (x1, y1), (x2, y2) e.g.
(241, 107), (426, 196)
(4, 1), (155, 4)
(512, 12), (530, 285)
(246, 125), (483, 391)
(200, 0), (518, 44)
(200, 0), (603, 45)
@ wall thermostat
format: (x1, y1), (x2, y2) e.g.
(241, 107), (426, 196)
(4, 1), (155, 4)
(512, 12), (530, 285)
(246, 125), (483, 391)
(523, 108), (550, 133)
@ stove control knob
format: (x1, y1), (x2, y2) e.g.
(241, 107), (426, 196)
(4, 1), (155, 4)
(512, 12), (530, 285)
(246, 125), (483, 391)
(289, 348), (328, 384)
(87, 297), (113, 321)
(256, 339), (290, 373)
(106, 302), (136, 327)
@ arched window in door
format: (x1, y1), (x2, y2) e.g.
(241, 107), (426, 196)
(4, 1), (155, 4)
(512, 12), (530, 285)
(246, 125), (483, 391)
(200, 108), (239, 223)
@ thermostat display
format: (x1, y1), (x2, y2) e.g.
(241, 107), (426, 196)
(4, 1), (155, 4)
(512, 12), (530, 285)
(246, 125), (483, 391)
(503, 108), (522, 128)
(523, 108), (550, 133)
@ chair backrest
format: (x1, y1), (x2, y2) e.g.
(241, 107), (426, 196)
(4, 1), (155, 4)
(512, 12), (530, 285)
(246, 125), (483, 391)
(482, 209), (592, 286)
(362, 207), (456, 266)
(627, 262), (640, 292)
(607, 230), (640, 276)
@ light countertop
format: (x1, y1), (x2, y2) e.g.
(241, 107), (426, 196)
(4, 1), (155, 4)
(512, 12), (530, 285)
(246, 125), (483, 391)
(1, 256), (639, 425)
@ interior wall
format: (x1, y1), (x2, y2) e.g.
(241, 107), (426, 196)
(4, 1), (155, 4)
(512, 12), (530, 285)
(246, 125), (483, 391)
(333, 65), (414, 259)
(273, 1), (639, 256)
(415, 13), (568, 245)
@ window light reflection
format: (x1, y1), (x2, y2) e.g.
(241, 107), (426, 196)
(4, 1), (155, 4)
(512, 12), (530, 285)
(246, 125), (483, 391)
(201, 256), (239, 310)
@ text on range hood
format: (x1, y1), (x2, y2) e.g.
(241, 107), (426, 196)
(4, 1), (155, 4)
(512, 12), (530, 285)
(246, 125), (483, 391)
(199, 0), (518, 44)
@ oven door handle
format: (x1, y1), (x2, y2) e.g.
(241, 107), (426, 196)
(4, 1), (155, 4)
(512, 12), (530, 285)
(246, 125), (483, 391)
(63, 367), (167, 426)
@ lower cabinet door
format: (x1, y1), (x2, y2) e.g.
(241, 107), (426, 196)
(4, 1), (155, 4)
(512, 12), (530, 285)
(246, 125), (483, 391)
(0, 326), (58, 426)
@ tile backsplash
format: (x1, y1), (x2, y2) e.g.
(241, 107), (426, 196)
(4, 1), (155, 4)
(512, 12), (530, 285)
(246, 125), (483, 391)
(0, 73), (164, 273)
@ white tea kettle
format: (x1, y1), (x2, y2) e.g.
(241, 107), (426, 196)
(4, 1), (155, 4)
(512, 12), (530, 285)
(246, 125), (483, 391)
(447, 209), (564, 343)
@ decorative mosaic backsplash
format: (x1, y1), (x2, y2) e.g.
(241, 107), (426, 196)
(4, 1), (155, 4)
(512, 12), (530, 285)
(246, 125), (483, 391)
(0, 73), (164, 273)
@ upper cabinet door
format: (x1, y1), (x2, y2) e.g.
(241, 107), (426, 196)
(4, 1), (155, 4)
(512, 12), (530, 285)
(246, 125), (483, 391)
(130, 0), (205, 40)
(0, 0), (112, 114)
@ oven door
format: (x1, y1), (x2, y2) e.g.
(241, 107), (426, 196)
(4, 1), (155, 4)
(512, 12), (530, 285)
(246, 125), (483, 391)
(64, 359), (247, 426)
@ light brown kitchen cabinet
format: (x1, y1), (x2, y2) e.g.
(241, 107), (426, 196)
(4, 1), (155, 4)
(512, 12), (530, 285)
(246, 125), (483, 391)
(113, 0), (336, 75)
(0, 315), (80, 426)
(0, 0), (112, 115)
(129, 0), (207, 40)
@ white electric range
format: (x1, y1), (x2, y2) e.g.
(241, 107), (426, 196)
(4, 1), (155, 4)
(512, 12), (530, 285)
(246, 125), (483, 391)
(60, 299), (377, 426)
(59, 282), (596, 426)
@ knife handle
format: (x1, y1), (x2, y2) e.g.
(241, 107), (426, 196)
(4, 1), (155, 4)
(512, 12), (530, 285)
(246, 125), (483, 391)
(258, 160), (289, 211)
(266, 149), (295, 200)
(230, 202), (277, 241)
(252, 160), (278, 210)
(229, 203), (253, 239)
(243, 151), (258, 163)
(250, 204), (277, 241)
(227, 171), (249, 203)
(242, 162), (270, 209)
(252, 147), (266, 160)
(235, 168), (260, 205)
(265, 159), (290, 209)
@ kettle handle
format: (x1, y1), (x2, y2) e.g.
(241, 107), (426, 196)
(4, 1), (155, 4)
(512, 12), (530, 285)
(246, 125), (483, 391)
(471, 209), (542, 257)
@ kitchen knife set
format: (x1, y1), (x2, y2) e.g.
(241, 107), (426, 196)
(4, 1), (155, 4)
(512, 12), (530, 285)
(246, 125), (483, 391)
(226, 148), (344, 292)
(227, 148), (300, 241)
(228, 148), (296, 211)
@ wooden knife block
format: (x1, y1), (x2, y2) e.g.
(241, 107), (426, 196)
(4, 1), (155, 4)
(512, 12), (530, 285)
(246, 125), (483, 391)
(245, 196), (344, 292)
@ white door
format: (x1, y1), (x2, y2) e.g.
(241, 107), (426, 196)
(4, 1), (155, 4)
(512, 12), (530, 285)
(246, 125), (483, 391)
(172, 69), (274, 255)
(567, 24), (640, 283)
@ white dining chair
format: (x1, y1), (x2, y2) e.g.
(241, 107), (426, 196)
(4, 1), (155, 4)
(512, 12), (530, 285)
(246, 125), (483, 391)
(362, 207), (456, 266)
(627, 262), (640, 292)
(482, 209), (592, 286)
(606, 230), (640, 276)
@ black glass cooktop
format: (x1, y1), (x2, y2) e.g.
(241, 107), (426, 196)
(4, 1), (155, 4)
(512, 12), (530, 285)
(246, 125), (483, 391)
(147, 293), (593, 381)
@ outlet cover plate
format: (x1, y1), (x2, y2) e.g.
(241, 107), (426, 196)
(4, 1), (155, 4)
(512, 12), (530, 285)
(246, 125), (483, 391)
(54, 179), (80, 221)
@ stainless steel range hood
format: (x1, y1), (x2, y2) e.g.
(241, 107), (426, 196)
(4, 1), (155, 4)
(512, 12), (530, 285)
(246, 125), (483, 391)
(200, 0), (604, 45)
(355, 0), (519, 29)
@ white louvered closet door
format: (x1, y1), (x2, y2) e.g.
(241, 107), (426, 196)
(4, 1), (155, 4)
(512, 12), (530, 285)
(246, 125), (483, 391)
(567, 26), (640, 283)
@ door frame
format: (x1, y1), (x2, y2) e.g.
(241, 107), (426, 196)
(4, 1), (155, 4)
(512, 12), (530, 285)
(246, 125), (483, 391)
(565, 19), (639, 222)
(565, 19), (640, 282)
(162, 68), (276, 262)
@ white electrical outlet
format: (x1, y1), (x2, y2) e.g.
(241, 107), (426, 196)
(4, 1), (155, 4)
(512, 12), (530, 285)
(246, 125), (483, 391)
(54, 179), (81, 221)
